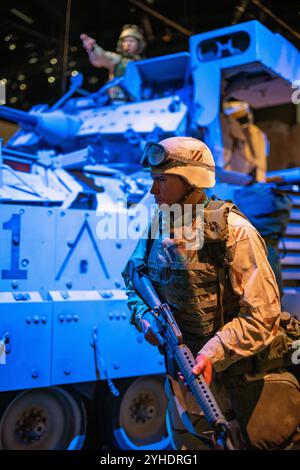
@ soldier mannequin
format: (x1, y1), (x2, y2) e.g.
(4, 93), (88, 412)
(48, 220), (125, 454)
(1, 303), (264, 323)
(123, 136), (300, 450)
(80, 24), (145, 100)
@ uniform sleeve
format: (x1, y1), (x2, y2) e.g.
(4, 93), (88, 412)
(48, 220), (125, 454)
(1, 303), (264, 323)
(199, 212), (281, 372)
(88, 45), (120, 69)
(122, 235), (151, 332)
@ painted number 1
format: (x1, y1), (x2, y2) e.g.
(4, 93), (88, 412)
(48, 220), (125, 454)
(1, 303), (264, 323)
(2, 214), (27, 279)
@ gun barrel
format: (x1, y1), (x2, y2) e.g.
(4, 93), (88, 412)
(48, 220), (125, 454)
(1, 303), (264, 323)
(0, 107), (81, 146)
(174, 344), (235, 450)
(174, 345), (225, 424)
(0, 105), (38, 126)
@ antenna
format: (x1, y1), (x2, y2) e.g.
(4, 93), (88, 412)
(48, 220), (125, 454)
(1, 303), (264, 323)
(62, 0), (72, 95)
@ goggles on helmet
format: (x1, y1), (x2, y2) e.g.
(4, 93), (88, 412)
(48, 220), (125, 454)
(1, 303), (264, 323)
(140, 142), (170, 168)
(140, 141), (215, 172)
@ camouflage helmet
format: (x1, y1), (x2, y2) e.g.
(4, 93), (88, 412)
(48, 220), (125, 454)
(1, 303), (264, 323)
(117, 24), (146, 55)
(149, 136), (215, 189)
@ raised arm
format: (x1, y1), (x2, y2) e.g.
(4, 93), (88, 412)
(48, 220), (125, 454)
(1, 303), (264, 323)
(80, 33), (118, 70)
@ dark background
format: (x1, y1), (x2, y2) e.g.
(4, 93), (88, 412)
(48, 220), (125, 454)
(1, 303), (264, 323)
(0, 0), (299, 111)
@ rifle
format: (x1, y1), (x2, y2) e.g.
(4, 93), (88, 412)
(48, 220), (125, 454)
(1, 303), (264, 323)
(129, 258), (235, 451)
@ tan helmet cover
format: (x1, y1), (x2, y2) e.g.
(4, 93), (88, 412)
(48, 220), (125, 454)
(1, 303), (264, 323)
(117, 24), (146, 55)
(150, 137), (215, 189)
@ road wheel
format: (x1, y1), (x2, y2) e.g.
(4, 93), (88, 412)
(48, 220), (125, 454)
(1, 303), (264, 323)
(0, 387), (86, 450)
(104, 375), (170, 450)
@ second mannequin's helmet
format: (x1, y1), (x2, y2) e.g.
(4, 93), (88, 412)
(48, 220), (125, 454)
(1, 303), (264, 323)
(117, 24), (146, 55)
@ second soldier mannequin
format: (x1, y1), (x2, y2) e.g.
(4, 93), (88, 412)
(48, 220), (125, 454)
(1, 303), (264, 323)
(81, 24), (145, 101)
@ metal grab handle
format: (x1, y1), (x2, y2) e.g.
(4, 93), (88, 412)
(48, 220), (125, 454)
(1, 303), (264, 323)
(90, 328), (119, 397)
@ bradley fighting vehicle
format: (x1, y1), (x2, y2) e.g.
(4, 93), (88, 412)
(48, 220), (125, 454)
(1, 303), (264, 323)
(0, 21), (300, 450)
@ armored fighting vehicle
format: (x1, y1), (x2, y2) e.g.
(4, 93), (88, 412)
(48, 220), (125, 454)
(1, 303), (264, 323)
(0, 20), (299, 450)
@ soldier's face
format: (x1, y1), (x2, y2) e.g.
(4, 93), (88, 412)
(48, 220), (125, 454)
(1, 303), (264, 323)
(150, 174), (190, 206)
(122, 37), (139, 54)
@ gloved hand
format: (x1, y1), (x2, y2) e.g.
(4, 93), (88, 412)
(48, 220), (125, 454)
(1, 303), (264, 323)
(192, 353), (213, 385)
(140, 312), (162, 346)
(80, 33), (96, 52)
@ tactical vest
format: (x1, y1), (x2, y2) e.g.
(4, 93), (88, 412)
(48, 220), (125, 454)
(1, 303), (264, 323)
(109, 55), (139, 101)
(114, 56), (135, 77)
(147, 199), (243, 352)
